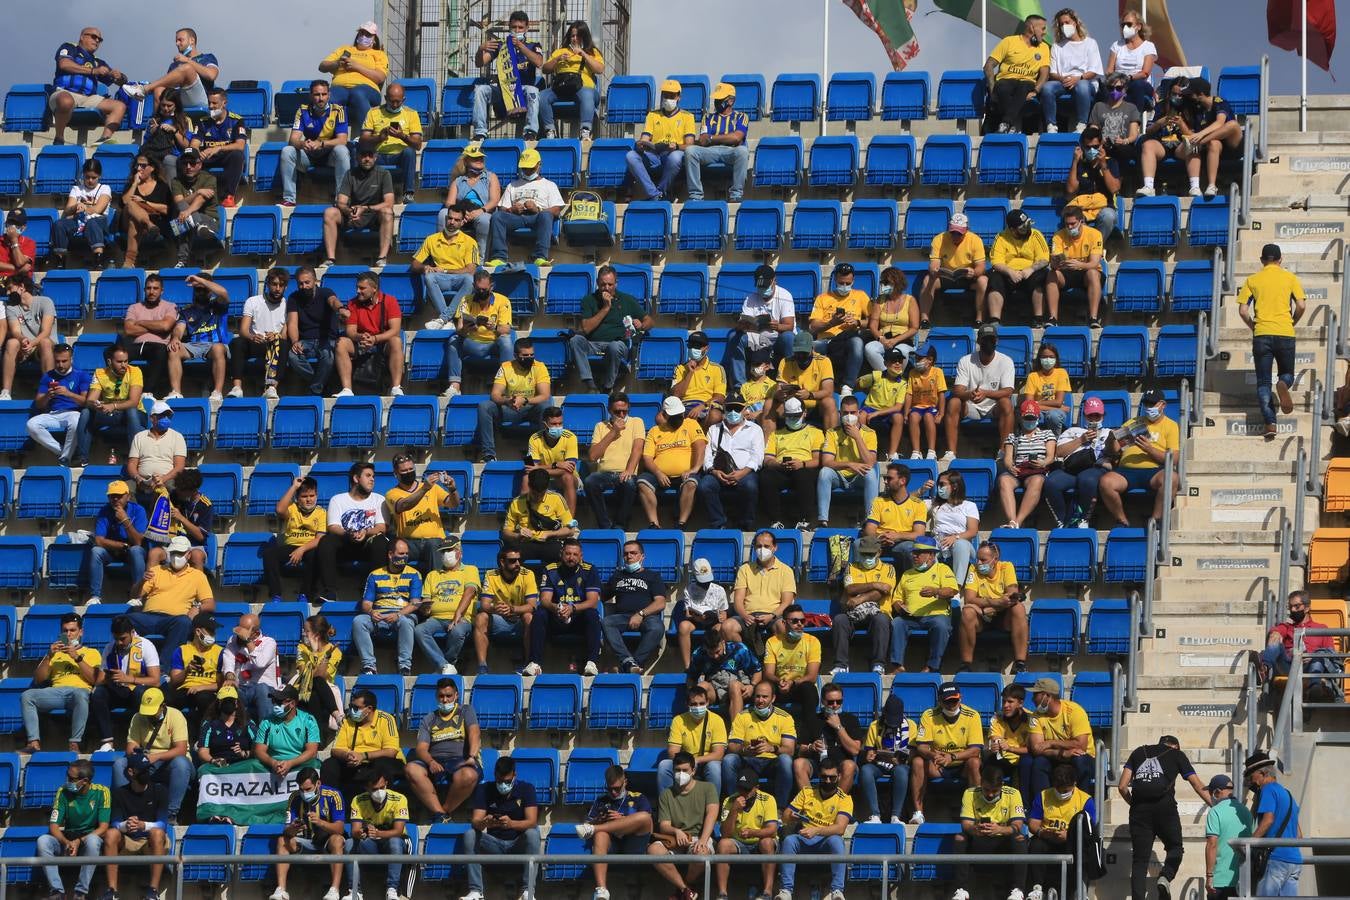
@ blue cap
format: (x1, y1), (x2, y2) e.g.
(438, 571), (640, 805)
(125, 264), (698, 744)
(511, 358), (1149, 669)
(913, 535), (938, 551)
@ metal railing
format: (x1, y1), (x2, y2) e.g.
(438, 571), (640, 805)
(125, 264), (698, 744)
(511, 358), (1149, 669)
(1338, 245), (1350, 359)
(1276, 518), (1292, 615)
(1323, 311), (1340, 424)
(1224, 238), (1237, 294)
(1207, 250), (1223, 355)
(1292, 446), (1309, 568)
(1239, 124), (1253, 226)
(1309, 382), (1325, 497)
(1230, 179), (1246, 248)
(1244, 650), (1260, 753)
(1142, 518), (1159, 635)
(1271, 627), (1350, 764)
(1158, 449), (1175, 563)
(1231, 837), (1350, 898)
(1257, 54), (1270, 162)
(1110, 660), (1126, 781)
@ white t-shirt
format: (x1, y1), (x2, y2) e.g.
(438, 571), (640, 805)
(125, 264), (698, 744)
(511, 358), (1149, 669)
(100, 634), (162, 675)
(1059, 425), (1110, 461)
(68, 182), (112, 219)
(221, 634), (282, 689)
(932, 500), (979, 539)
(129, 428), (188, 479)
(500, 176), (564, 212)
(1051, 38), (1104, 78)
(681, 582), (730, 617)
(1109, 40), (1158, 81)
(328, 491), (387, 535)
(955, 351), (1016, 393)
(738, 286), (796, 352)
(240, 294), (288, 336)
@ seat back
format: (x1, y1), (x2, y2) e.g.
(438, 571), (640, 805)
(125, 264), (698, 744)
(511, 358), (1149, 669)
(770, 72), (821, 122)
(881, 71), (930, 120)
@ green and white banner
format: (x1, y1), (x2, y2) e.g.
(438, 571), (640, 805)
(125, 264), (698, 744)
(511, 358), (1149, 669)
(195, 759), (297, 824)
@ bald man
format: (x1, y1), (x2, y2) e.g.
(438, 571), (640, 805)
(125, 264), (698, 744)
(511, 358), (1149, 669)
(221, 613), (281, 721)
(360, 81), (424, 203)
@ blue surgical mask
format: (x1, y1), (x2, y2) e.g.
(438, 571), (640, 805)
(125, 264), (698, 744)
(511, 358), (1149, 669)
(522, 169), (540, 181)
(860, 555), (879, 570)
(64, 780), (82, 793)
(1145, 407), (1163, 421)
(355, 35), (375, 49)
(914, 560), (933, 572)
(348, 706), (366, 723)
(496, 781), (515, 795)
(687, 704), (708, 719)
(1040, 357), (1056, 370)
(753, 704), (773, 719)
(547, 426), (564, 440)
(1085, 146), (1101, 161)
(1068, 225), (1082, 238)
(834, 284), (851, 297)
(878, 284), (893, 298)
(272, 704), (288, 719)
(688, 348), (704, 361)
(937, 485), (951, 500)
(437, 702), (458, 715)
(624, 560), (642, 573)
(976, 563), (993, 576)
(301, 789), (318, 802)
(725, 410), (743, 426)
(786, 416), (805, 431)
(1022, 416), (1040, 430)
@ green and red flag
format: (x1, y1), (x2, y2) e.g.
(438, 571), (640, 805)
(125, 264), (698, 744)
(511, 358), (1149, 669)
(842, 0), (921, 70)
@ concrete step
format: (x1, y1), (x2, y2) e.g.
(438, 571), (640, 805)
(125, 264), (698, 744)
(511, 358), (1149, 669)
(1153, 576), (1278, 607)
(1148, 619), (1266, 656)
(1164, 545), (1286, 578)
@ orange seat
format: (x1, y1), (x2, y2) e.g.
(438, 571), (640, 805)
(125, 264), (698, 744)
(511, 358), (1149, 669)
(1310, 598), (1348, 652)
(1325, 459), (1350, 513)
(1308, 528), (1350, 583)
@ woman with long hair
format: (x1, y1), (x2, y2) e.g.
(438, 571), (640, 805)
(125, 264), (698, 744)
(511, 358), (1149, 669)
(139, 90), (192, 181)
(51, 159), (112, 269)
(196, 685), (257, 767)
(932, 469), (980, 586)
(864, 266), (920, 373)
(120, 153), (173, 268)
(439, 144), (501, 257)
(293, 614), (342, 742)
(1106, 9), (1157, 112)
(1040, 8), (1103, 132)
(538, 20), (605, 140)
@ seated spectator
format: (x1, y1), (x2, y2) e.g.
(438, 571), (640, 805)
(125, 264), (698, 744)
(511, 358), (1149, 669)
(1097, 388), (1180, 526)
(525, 407), (579, 513)
(387, 455), (460, 573)
(943, 324), (1016, 460)
(648, 751), (719, 899)
(22, 612), (100, 753)
(195, 685), (256, 767)
(1040, 9), (1102, 133)
(859, 348), (911, 463)
(729, 265), (796, 388)
(696, 400), (763, 530)
(919, 213), (988, 328)
(816, 395), (880, 528)
(126, 400), (187, 506)
(714, 771), (781, 900)
(765, 606), (823, 723)
(932, 469), (980, 586)
(741, 350), (783, 438)
(722, 681), (797, 810)
(865, 462), (929, 573)
(123, 275), (177, 397)
(575, 766), (654, 900)
(759, 398), (824, 530)
(144, 468), (213, 571)
(263, 477), (324, 603)
(997, 399), (1057, 527)
(166, 611), (223, 728)
(808, 263), (870, 390)
(584, 393), (646, 530)
(1136, 81), (1192, 198)
(278, 80), (351, 206)
(295, 615), (344, 742)
(272, 767), (346, 900)
(636, 396), (706, 529)
(253, 685), (320, 782)
(461, 756), (542, 900)
(140, 93), (193, 182)
(345, 769), (411, 900)
(526, 538), (602, 677)
(501, 467), (577, 569)
(776, 332), (839, 429)
(475, 337), (548, 464)
(1067, 127), (1122, 240)
(685, 82), (750, 202)
(724, 530), (797, 655)
(361, 82), (423, 203)
(335, 270), (404, 396)
(127, 534), (214, 655)
(353, 539), (422, 676)
(189, 88), (247, 207)
(441, 264), (518, 399)
(412, 202), (480, 333)
(79, 344), (146, 465)
(123, 27), (219, 109)
(442, 146), (499, 261)
(1106, 10), (1158, 113)
(286, 266), (345, 395)
(779, 754), (853, 900)
(113, 689), (193, 825)
(406, 678), (480, 822)
(661, 685), (727, 796)
(990, 683), (1035, 808)
(793, 682), (863, 796)
(959, 542), (1029, 672)
(121, 156), (176, 270)
(1, 273), (55, 402)
(91, 616), (161, 754)
(1182, 78), (1243, 198)
(38, 759), (109, 900)
(1028, 677), (1095, 794)
(600, 540), (669, 673)
(538, 20), (605, 140)
(321, 145), (395, 268)
(165, 274), (229, 400)
(169, 150), (227, 267)
(674, 558), (730, 670)
(910, 683), (983, 824)
(672, 331), (727, 423)
(987, 208), (1050, 326)
(1022, 344), (1071, 434)
(1258, 590), (1335, 682)
(830, 535), (896, 677)
(627, 80), (695, 201)
(984, 15), (1051, 134)
(228, 267), (291, 400)
(864, 267), (920, 375)
(1044, 395), (1112, 528)
(470, 11), (543, 140)
(320, 688), (405, 799)
(690, 625), (761, 718)
(319, 22), (389, 145)
(1089, 71), (1143, 164)
(1028, 762), (1098, 897)
(472, 548), (538, 675)
(49, 27), (128, 145)
(104, 751), (170, 900)
(315, 461), (390, 604)
(27, 343), (90, 465)
(415, 539), (479, 675)
(222, 613), (281, 722)
(569, 265), (651, 393)
(0, 210), (35, 281)
(890, 536), (959, 674)
(486, 149), (563, 267)
(51, 159), (113, 268)
(953, 757), (1029, 899)
(859, 694), (914, 824)
(903, 345), (947, 460)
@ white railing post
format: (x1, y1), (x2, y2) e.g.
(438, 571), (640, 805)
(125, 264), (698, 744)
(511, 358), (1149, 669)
(1258, 55), (1270, 161)
(1239, 124), (1253, 226)
(1324, 311), (1339, 423)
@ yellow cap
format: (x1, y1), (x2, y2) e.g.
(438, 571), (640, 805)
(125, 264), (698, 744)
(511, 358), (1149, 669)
(712, 82), (736, 101)
(139, 687), (165, 717)
(660, 79), (683, 95)
(106, 480), (130, 496)
(217, 684), (239, 701)
(462, 142), (485, 159)
(518, 148), (542, 169)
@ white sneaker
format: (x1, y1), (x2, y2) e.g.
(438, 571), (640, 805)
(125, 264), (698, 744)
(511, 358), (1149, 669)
(86, 596), (101, 606)
(583, 660), (599, 676)
(840, 385), (853, 397)
(1188, 185), (1203, 198)
(127, 598), (143, 608)
(1046, 123), (1058, 133)
(939, 451), (956, 463)
(342, 893), (361, 900)
(1008, 890), (1026, 900)
(209, 391), (224, 402)
(824, 893), (846, 900)
(890, 815), (903, 824)
(323, 890), (340, 900)
(98, 740), (115, 753)
(1336, 415), (1350, 437)
(515, 892), (531, 900)
(335, 388), (354, 398)
(910, 810), (926, 825)
(575, 823), (595, 840)
(951, 891), (970, 900)
(591, 888), (609, 900)
(263, 385), (279, 400)
(165, 391), (183, 400)
(390, 386), (404, 397)
(864, 815), (881, 824)
(1027, 887), (1044, 900)
(1204, 184), (1219, 199)
(1136, 186), (1156, 197)
(0, 390), (10, 401)
(829, 666), (848, 677)
(925, 450), (937, 460)
(443, 383), (462, 398)
(227, 386), (244, 399)
(385, 888), (399, 900)
(270, 890), (290, 900)
(520, 662), (542, 676)
(458, 893), (484, 900)
(774, 892), (792, 900)
(909, 451), (921, 460)
(1075, 123), (1087, 134)
(872, 664), (886, 675)
(440, 663), (458, 675)
(426, 318), (449, 331)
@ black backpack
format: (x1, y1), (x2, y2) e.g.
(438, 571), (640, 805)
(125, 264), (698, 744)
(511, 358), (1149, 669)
(1073, 809), (1107, 882)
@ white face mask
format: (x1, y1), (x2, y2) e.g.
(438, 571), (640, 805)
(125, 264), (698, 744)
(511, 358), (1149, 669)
(169, 554), (188, 571)
(660, 98), (678, 113)
(209, 107), (226, 121)
(755, 546), (775, 564)
(1060, 22), (1077, 39)
(442, 550), (459, 569)
(369, 788), (387, 804)
(1056, 788), (1075, 800)
(673, 771), (692, 787)
(753, 364), (771, 378)
(1121, 24), (1137, 40)
(843, 413), (859, 427)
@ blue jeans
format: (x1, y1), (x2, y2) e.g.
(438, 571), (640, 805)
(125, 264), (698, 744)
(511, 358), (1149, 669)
(696, 471), (758, 530)
(77, 406), (146, 464)
(1044, 465), (1108, 526)
(278, 144), (351, 203)
(353, 613), (415, 671)
(816, 465), (880, 523)
(727, 331), (795, 387)
(813, 335), (864, 390)
(415, 618), (472, 669)
(471, 82), (540, 136)
(889, 613), (953, 670)
(23, 685), (90, 744)
(87, 543), (147, 600)
(1039, 408), (1068, 435)
(864, 339), (916, 374)
(346, 836), (407, 889)
(475, 398), (542, 457)
(1258, 857), (1302, 896)
(328, 86), (381, 143)
(859, 762), (910, 821)
(448, 332), (514, 384)
(113, 753), (193, 816)
(1093, 206), (1119, 239)
(379, 148), (417, 195)
(657, 757), (724, 796)
(422, 271), (474, 321)
(1029, 754), (1094, 799)
(780, 833), (846, 892)
(626, 148), (684, 200)
(439, 207), (493, 258)
(601, 611), (664, 667)
(1260, 642), (1293, 676)
(568, 335), (629, 391)
(127, 611), (192, 658)
(463, 827), (541, 894)
(488, 210), (554, 262)
(1039, 78), (1099, 128)
(684, 143), (749, 201)
(37, 832), (102, 894)
(287, 339), (336, 395)
(51, 215), (108, 252)
(721, 753), (794, 810)
(1253, 334), (1296, 426)
(539, 86), (598, 133)
(939, 537), (977, 587)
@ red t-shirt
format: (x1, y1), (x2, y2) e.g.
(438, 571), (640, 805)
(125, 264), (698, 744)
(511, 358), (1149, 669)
(346, 292), (401, 337)
(1272, 618), (1336, 654)
(0, 236), (37, 272)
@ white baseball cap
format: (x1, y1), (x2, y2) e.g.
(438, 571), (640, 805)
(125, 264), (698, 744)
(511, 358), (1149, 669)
(691, 558), (714, 584)
(784, 397), (805, 415)
(662, 395), (685, 416)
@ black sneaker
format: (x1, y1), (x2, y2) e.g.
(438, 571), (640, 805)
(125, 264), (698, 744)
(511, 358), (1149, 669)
(1156, 875), (1172, 900)
(1088, 317), (1103, 329)
(1031, 316), (1045, 328)
(523, 129), (538, 141)
(1045, 317), (1059, 326)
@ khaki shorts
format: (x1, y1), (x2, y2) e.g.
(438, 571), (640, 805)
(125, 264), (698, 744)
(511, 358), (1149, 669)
(50, 90), (108, 111)
(121, 834), (151, 853)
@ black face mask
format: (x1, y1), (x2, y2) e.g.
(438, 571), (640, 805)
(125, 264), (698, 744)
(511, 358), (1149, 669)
(474, 287), (492, 302)
(667, 414), (684, 428)
(398, 471), (416, 486)
(219, 699), (237, 716)
(6, 291), (19, 304)
(978, 339), (998, 354)
(1290, 609), (1307, 623)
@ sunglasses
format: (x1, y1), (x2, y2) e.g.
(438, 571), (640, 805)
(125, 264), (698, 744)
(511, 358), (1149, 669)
(503, 557), (522, 564)
(786, 618), (806, 625)
(84, 34), (104, 43)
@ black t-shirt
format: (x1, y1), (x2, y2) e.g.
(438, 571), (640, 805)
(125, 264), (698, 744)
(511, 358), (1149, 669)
(1123, 743), (1195, 803)
(796, 709), (866, 756)
(603, 568), (669, 616)
(339, 165), (394, 207)
(131, 179), (175, 227)
(1072, 157), (1120, 204)
(287, 287), (341, 342)
(112, 781), (169, 826)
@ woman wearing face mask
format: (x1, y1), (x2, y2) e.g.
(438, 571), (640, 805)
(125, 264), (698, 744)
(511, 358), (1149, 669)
(139, 93), (193, 180)
(441, 144), (500, 258)
(1097, 388), (1180, 527)
(997, 399), (1057, 528)
(538, 20), (605, 141)
(319, 22), (389, 146)
(51, 159), (112, 269)
(1136, 78), (1194, 197)
(674, 558), (730, 670)
(1040, 8), (1103, 133)
(864, 267), (919, 374)
(120, 154), (175, 269)
(1088, 72), (1143, 164)
(292, 615), (343, 742)
(1043, 395), (1114, 528)
(958, 542), (1028, 673)
(931, 471), (980, 586)
(1020, 343), (1071, 435)
(1067, 126), (1122, 238)
(1105, 10), (1157, 113)
(196, 684), (256, 767)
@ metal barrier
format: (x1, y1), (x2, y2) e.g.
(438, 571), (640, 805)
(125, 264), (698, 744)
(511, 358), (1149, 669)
(1310, 382), (1325, 497)
(1109, 660), (1125, 781)
(1244, 651), (1260, 754)
(1257, 54), (1270, 161)
(1276, 518), (1292, 610)
(1339, 245), (1350, 359)
(1324, 310), (1341, 424)
(1292, 446), (1308, 568)
(1271, 627), (1350, 765)
(1159, 449), (1175, 563)
(1207, 250), (1223, 355)
(1224, 236), (1237, 294)
(1229, 179), (1245, 247)
(1231, 836), (1350, 898)
(1142, 518), (1158, 635)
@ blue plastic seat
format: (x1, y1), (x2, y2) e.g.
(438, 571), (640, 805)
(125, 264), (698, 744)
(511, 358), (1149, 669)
(22, 751), (78, 809)
(789, 200), (841, 251)
(1029, 598), (1082, 656)
(903, 199), (954, 251)
(93, 268), (146, 320)
(994, 324), (1034, 379)
(260, 602), (307, 656)
(1103, 527), (1148, 583)
(409, 674), (464, 726)
(656, 263), (708, 316)
(270, 396), (324, 451)
(45, 537), (88, 591)
(808, 135), (860, 187)
(773, 264), (823, 318)
(579, 529), (624, 581)
(936, 70), (986, 121)
(770, 73), (821, 122)
(1130, 196), (1182, 248)
(584, 138), (631, 189)
(1154, 325), (1200, 378)
(385, 395), (439, 448)
(3, 84), (51, 132)
(636, 529), (685, 584)
(36, 270), (88, 321)
(458, 530), (500, 572)
(181, 823), (236, 882)
(393, 77), (435, 125)
(0, 538), (42, 592)
(1217, 66), (1261, 115)
(1086, 598), (1133, 655)
(250, 141), (283, 192)
(34, 145), (84, 194)
(920, 134), (971, 186)
(826, 71), (876, 122)
(219, 533), (273, 587)
(925, 327), (973, 381)
(1170, 259), (1217, 312)
(765, 528), (804, 573)
(564, 748), (620, 804)
(417, 822), (469, 882)
(407, 330), (452, 382)
(353, 674), (405, 721)
(849, 822), (906, 883)
(91, 143), (136, 193)
(1019, 196), (1064, 236)
(543, 824), (588, 881)
(676, 200), (728, 253)
(285, 205), (327, 254)
(528, 327), (568, 380)
(422, 461), (472, 517)
(477, 461), (526, 514)
(74, 465), (122, 518)
(0, 403), (30, 454)
(1113, 260), (1166, 313)
(988, 527), (1039, 583)
(396, 203), (443, 253)
(588, 673), (642, 730)
(753, 136), (803, 188)
(440, 78), (476, 128)
(1094, 326), (1151, 378)
(328, 395), (382, 450)
(0, 753), (19, 811)
(890, 673), (941, 719)
(0, 825), (50, 883)
(691, 529), (744, 583)
(910, 822), (963, 881)
(17, 466), (70, 520)
(522, 136), (578, 189)
(1071, 671), (1116, 727)
(846, 199), (898, 252)
(560, 396), (608, 447)
(1033, 133), (1082, 184)
(210, 267), (260, 317)
(669, 74), (711, 116)
(864, 134), (916, 188)
(417, 139), (469, 189)
(225, 79), (272, 128)
(0, 680), (27, 731)
(606, 76), (658, 125)
(962, 197), (1011, 247)
(471, 674), (523, 731)
(1044, 528), (1099, 582)
(198, 463), (242, 518)
(944, 458), (995, 512)
(1188, 195), (1231, 247)
(479, 137), (524, 184)
(621, 200), (672, 253)
(953, 672), (1004, 720)
(720, 73), (766, 121)
(442, 395), (484, 446)
(646, 672), (689, 730)
(273, 78), (311, 126)
(831, 672), (882, 721)
(805, 528), (853, 582)
(977, 134), (1028, 185)
(881, 72), (930, 121)
(229, 206), (282, 256)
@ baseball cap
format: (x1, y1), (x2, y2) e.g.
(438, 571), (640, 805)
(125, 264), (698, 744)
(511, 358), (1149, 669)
(881, 694), (905, 728)
(270, 685), (300, 703)
(358, 21), (379, 36)
(736, 771), (758, 791)
(691, 558), (715, 584)
(783, 397), (804, 415)
(661, 395), (685, 416)
(192, 612), (218, 632)
(1019, 398), (1042, 417)
(1083, 396), (1105, 416)
(438, 536), (461, 552)
(168, 535), (192, 554)
(139, 687), (166, 716)
(913, 534), (938, 552)
(1006, 208), (1031, 230)
(747, 348), (772, 368)
(937, 682), (961, 702)
(217, 684), (239, 701)
(126, 749), (153, 776)
(1206, 773), (1234, 793)
(1031, 677), (1062, 697)
(1140, 389), (1166, 407)
(753, 263), (776, 289)
(977, 323), (1000, 342)
(1261, 243), (1282, 262)
(660, 79), (683, 95)
(356, 140), (380, 157)
(179, 147), (202, 163)
(857, 535), (882, 555)
(518, 148), (541, 169)
(150, 399), (173, 416)
(723, 398), (746, 411)
(792, 332), (814, 353)
(6, 209), (26, 228)
(948, 213), (969, 233)
(688, 331), (709, 348)
(106, 480), (130, 497)
(712, 82), (736, 101)
(461, 142), (486, 159)
(884, 346), (908, 364)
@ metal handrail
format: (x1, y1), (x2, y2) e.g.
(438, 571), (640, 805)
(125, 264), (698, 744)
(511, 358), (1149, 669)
(1110, 659), (1125, 781)
(1159, 450), (1175, 562)
(1257, 54), (1270, 161)
(1239, 125), (1254, 227)
(1224, 235), (1236, 293)
(1127, 589), (1140, 709)
(1310, 381), (1325, 497)
(1230, 738), (1244, 804)
(1325, 310), (1341, 423)
(1208, 249), (1223, 355)
(1277, 518), (1292, 608)
(1292, 447), (1308, 568)
(1269, 627), (1350, 764)
(1245, 650), (1260, 753)
(1339, 245), (1350, 358)
(1142, 518), (1158, 635)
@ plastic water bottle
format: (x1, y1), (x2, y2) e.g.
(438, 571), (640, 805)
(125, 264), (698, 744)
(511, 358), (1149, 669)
(622, 315), (635, 339)
(107, 448), (119, 466)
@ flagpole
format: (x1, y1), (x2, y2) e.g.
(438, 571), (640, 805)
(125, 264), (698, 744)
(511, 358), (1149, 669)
(1141, 0), (1148, 24)
(1300, 0), (1308, 131)
(821, 0), (830, 136)
(981, 0), (988, 61)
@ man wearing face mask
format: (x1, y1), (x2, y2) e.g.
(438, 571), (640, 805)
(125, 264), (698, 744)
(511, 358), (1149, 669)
(685, 82), (750, 202)
(321, 144), (396, 267)
(911, 683), (983, 825)
(760, 397), (825, 530)
(637, 396), (707, 529)
(569, 265), (652, 393)
(37, 760), (110, 900)
(1243, 750), (1304, 900)
(322, 689), (406, 801)
(984, 15), (1051, 134)
(469, 10), (544, 141)
(696, 398), (763, 530)
(831, 535), (897, 677)
(128, 534), (214, 658)
(230, 267), (293, 400)
(360, 81), (423, 203)
(353, 539), (424, 676)
(987, 208), (1050, 326)
(1, 271), (56, 403)
(114, 689), (193, 825)
(1044, 395), (1113, 528)
(626, 80), (696, 201)
(165, 612), (223, 729)
(890, 536), (959, 675)
(943, 324), (1016, 461)
(1257, 590), (1335, 684)
(738, 349), (780, 435)
(864, 462), (930, 573)
(815, 394), (880, 528)
(951, 756), (1029, 900)
(105, 751), (171, 900)
(919, 213), (988, 329)
(776, 331), (839, 430)
(661, 685), (728, 796)
(22, 612), (101, 753)
(123, 27), (220, 111)
(576, 766), (655, 900)
(221, 613), (281, 723)
(722, 680), (798, 810)
(779, 754), (853, 900)
(1096, 389), (1179, 528)
(447, 266), (516, 400)
(584, 392), (646, 530)
(1044, 204), (1105, 327)
(485, 148), (564, 267)
(1118, 735), (1212, 900)
(1180, 78), (1243, 199)
(527, 537), (602, 677)
(286, 266), (344, 395)
(501, 466), (578, 571)
(1027, 677), (1095, 797)
(412, 201), (482, 333)
(27, 342), (91, 465)
(189, 87), (247, 207)
(725, 531), (797, 655)
(387, 454), (460, 574)
(1028, 762), (1098, 899)
(126, 399), (187, 507)
(406, 678), (481, 823)
(254, 686), (321, 784)
(689, 628), (761, 721)
(807, 262), (870, 390)
(273, 767), (346, 900)
(1066, 127), (1121, 240)
(763, 605), (823, 731)
(648, 751), (719, 900)
(415, 537), (480, 675)
(462, 756), (541, 900)
(345, 769), (412, 900)
(277, 79), (352, 207)
(475, 337), (550, 463)
(672, 331), (728, 423)
(600, 540), (669, 673)
(526, 406), (581, 514)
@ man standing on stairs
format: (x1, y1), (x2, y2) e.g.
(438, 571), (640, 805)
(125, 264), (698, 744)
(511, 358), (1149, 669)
(1236, 243), (1305, 441)
(1244, 750), (1304, 898)
(1117, 735), (1213, 900)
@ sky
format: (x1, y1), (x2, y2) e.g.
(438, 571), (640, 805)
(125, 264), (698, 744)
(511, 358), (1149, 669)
(0, 0), (1340, 107)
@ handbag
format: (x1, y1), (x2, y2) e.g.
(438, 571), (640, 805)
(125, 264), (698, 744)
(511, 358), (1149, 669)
(563, 189), (606, 225)
(712, 425), (736, 474)
(1059, 445), (1099, 475)
(551, 71), (583, 100)
(1250, 788), (1295, 883)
